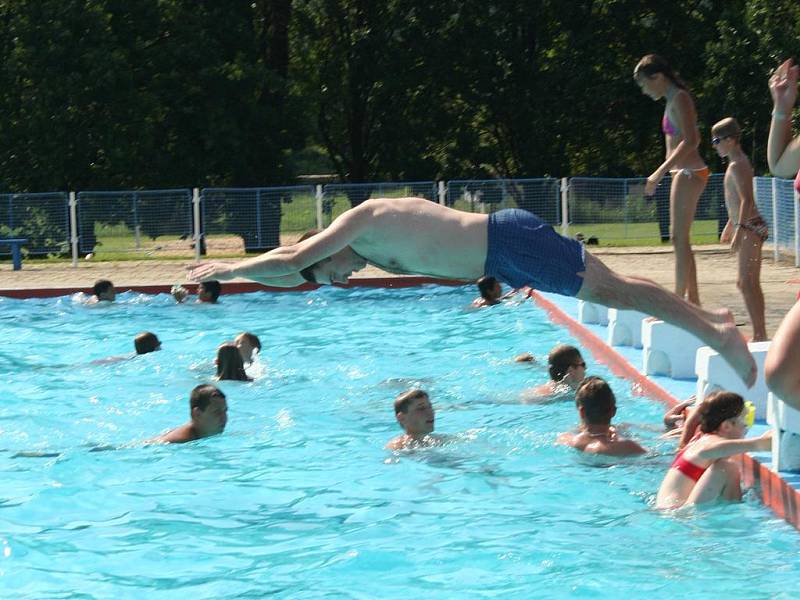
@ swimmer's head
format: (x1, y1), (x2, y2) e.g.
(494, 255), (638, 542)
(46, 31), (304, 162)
(548, 344), (586, 387)
(216, 342), (250, 382)
(711, 117), (741, 157)
(296, 229), (367, 285)
(234, 332), (261, 364)
(633, 54), (687, 99)
(198, 280), (221, 303)
(698, 391), (747, 437)
(575, 376), (616, 425)
(93, 279), (115, 301)
(477, 276), (502, 302)
(134, 331), (161, 355)
(190, 384), (227, 436)
(394, 388), (434, 436)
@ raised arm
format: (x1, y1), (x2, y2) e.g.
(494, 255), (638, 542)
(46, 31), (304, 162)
(189, 203), (372, 282)
(695, 430), (772, 460)
(767, 59), (800, 177)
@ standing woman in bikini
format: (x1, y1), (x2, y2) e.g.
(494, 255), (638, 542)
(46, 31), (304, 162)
(634, 54), (708, 305)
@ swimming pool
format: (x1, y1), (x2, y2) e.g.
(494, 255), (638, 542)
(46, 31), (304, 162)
(1, 285), (798, 598)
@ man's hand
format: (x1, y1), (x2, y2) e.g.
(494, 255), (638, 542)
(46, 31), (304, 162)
(769, 58), (799, 113)
(188, 262), (236, 282)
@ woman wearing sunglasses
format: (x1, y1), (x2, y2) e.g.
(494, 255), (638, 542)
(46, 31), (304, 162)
(634, 54), (708, 306)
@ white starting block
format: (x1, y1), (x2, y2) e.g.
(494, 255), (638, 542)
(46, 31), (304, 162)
(694, 341), (771, 420)
(642, 319), (704, 378)
(607, 308), (648, 349)
(767, 392), (800, 472)
(577, 300), (608, 326)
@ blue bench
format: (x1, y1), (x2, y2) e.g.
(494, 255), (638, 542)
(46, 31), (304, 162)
(0, 238), (28, 270)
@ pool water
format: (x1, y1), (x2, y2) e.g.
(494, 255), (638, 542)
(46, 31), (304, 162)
(0, 286), (798, 598)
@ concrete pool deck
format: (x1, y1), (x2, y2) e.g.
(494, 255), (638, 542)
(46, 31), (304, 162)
(2, 244), (798, 339)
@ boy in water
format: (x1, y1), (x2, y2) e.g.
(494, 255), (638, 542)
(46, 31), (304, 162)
(522, 344), (586, 399)
(190, 197), (756, 386)
(386, 389), (443, 450)
(234, 332), (262, 365)
(88, 279), (115, 303)
(134, 331), (161, 355)
(151, 384), (228, 444)
(172, 280), (221, 304)
(713, 117), (768, 341)
(557, 376), (647, 456)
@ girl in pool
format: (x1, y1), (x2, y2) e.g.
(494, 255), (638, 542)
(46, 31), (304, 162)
(216, 342), (252, 382)
(634, 54), (707, 305)
(656, 391), (771, 509)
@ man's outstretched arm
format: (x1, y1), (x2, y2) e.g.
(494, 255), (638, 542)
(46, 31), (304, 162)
(189, 203), (371, 282)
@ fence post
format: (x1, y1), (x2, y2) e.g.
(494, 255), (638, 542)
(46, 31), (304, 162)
(772, 177), (780, 263)
(315, 185), (323, 229)
(438, 181), (446, 205)
(560, 177), (569, 236)
(193, 188), (201, 262)
(69, 192), (78, 267)
(133, 192), (141, 250)
(255, 189), (262, 248)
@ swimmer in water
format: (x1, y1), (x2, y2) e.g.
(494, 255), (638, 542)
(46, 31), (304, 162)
(656, 391), (770, 509)
(216, 342), (252, 382)
(87, 279), (116, 304)
(557, 376), (647, 457)
(150, 384), (228, 444)
(234, 332), (261, 365)
(385, 389), (444, 450)
(521, 344), (586, 400)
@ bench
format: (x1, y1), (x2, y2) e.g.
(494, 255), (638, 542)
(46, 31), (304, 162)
(0, 238), (28, 270)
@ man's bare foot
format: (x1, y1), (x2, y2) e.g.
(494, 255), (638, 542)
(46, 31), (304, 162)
(716, 322), (757, 387)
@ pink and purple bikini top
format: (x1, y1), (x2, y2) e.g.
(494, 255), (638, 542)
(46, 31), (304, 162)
(662, 113), (680, 137)
(795, 168), (800, 194)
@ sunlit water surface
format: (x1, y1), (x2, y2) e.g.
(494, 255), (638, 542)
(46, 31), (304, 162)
(0, 286), (797, 598)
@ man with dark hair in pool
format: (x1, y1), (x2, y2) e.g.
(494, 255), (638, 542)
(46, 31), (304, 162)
(557, 376), (647, 456)
(134, 331), (161, 355)
(151, 384), (228, 444)
(88, 279), (115, 303)
(521, 344), (587, 399)
(189, 197), (756, 387)
(385, 388), (443, 450)
(172, 280), (221, 304)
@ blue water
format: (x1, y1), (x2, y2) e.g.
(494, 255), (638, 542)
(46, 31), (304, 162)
(0, 286), (798, 599)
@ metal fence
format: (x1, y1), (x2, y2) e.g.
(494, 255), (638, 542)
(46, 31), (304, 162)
(201, 186), (316, 254)
(446, 178), (560, 224)
(2, 176), (799, 266)
(567, 173), (726, 244)
(77, 189), (192, 257)
(0, 192), (70, 255)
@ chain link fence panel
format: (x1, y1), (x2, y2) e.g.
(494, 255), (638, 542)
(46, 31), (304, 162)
(321, 182), (437, 227)
(0, 192), (70, 256)
(446, 178), (560, 224)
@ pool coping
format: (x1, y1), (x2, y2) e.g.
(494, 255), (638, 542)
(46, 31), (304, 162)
(528, 290), (800, 531)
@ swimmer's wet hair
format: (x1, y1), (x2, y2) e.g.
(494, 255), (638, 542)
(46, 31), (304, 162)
(216, 342), (250, 381)
(548, 344), (583, 381)
(394, 388), (428, 414)
(134, 331), (160, 355)
(237, 332), (261, 351)
(199, 280), (221, 302)
(477, 276), (499, 300)
(712, 117), (741, 141)
(191, 384), (225, 412)
(698, 391), (744, 433)
(93, 279), (114, 297)
(575, 376), (616, 424)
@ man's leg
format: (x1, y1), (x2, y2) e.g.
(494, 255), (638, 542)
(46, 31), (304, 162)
(765, 299), (800, 410)
(576, 252), (756, 387)
(685, 459), (741, 506)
